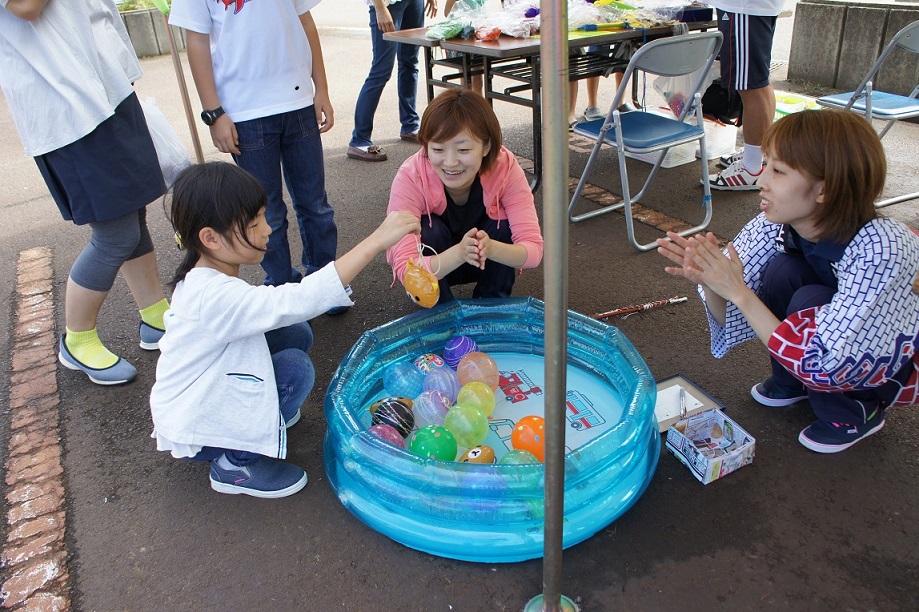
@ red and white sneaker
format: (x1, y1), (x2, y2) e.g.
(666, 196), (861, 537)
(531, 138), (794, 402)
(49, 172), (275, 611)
(709, 159), (763, 191)
(717, 149), (744, 169)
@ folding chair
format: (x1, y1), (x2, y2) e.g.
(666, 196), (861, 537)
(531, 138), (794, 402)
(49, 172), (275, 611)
(816, 20), (919, 208)
(568, 31), (722, 251)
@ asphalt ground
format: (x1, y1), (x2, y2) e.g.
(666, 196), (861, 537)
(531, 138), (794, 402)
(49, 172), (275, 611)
(2, 7), (919, 611)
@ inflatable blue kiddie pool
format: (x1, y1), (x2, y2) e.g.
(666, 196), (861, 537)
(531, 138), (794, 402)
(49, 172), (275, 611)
(323, 298), (659, 563)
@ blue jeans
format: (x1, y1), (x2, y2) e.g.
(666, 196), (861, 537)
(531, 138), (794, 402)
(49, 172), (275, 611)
(421, 214), (516, 304)
(233, 107), (338, 286)
(349, 0), (424, 148)
(190, 322), (315, 464)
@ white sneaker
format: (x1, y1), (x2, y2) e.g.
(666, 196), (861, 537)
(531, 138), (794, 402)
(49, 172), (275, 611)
(709, 160), (763, 191)
(717, 149), (744, 169)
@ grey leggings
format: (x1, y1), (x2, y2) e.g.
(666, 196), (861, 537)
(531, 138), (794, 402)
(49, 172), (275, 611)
(69, 208), (154, 292)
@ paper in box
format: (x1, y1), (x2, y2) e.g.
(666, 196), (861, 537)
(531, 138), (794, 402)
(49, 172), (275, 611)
(666, 408), (755, 484)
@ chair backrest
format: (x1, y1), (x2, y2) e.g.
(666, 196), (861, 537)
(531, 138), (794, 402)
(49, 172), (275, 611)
(851, 19), (919, 98)
(628, 31), (722, 78)
(612, 31), (722, 120)
(893, 20), (919, 54)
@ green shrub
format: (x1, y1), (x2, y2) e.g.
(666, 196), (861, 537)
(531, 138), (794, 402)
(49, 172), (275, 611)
(117, 0), (160, 11)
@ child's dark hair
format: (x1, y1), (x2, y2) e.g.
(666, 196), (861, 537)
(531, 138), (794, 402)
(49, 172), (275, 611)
(167, 162), (267, 288)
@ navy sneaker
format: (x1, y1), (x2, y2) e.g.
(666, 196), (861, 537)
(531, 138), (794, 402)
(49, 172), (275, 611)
(139, 321), (165, 351)
(209, 455), (308, 499)
(326, 284), (353, 316)
(750, 377), (808, 407)
(798, 407), (886, 454)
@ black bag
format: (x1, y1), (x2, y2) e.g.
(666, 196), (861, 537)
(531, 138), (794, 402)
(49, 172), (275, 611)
(701, 80), (744, 126)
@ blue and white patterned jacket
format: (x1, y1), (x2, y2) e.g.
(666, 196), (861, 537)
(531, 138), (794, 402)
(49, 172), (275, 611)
(700, 213), (919, 406)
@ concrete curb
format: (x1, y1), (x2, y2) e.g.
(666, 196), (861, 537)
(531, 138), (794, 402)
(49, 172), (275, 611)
(1, 248), (70, 611)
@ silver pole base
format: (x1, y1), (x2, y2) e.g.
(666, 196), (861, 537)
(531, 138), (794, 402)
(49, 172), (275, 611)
(523, 594), (580, 612)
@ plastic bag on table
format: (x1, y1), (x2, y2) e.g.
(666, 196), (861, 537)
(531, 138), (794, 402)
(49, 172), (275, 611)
(139, 97), (190, 188)
(487, 0), (540, 37)
(568, 0), (602, 30)
(426, 19), (466, 40)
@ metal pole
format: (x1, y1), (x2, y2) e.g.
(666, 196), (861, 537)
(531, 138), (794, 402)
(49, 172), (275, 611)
(525, 1), (576, 611)
(160, 12), (204, 164)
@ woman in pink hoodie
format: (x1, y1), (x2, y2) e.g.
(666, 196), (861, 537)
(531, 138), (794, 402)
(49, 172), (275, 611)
(386, 89), (543, 304)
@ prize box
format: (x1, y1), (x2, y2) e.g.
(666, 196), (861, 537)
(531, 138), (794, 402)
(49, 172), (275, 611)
(665, 408), (755, 484)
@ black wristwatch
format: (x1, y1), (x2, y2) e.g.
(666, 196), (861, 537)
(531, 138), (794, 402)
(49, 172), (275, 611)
(200, 106), (225, 126)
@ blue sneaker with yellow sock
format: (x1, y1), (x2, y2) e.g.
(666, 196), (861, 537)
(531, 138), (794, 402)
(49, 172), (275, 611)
(139, 299), (169, 350)
(58, 335), (137, 385)
(139, 321), (165, 351)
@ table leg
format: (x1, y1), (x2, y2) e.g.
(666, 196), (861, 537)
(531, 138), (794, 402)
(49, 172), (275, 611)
(424, 47), (434, 104)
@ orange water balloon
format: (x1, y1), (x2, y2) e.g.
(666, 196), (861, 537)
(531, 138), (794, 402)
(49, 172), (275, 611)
(511, 415), (545, 463)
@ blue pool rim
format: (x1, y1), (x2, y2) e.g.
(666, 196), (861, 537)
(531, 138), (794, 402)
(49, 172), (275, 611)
(323, 298), (659, 563)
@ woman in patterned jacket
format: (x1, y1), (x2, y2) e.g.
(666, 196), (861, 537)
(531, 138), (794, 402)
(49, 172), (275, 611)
(657, 109), (919, 454)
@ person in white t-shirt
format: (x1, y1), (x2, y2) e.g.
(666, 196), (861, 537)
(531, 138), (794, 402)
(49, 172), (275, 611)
(0, 0), (170, 386)
(170, 0), (346, 310)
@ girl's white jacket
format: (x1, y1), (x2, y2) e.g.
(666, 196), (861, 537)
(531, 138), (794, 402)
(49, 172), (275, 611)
(150, 263), (350, 458)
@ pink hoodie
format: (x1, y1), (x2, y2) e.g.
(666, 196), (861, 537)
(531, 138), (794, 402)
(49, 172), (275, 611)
(386, 145), (544, 283)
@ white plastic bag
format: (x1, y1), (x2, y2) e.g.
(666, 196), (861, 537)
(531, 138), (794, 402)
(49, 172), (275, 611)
(140, 97), (191, 187)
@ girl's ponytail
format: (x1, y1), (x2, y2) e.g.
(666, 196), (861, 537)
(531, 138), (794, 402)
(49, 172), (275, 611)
(169, 248), (200, 289)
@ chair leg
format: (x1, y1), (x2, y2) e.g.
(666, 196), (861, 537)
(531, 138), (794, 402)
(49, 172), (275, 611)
(624, 111), (714, 251)
(568, 131), (626, 222)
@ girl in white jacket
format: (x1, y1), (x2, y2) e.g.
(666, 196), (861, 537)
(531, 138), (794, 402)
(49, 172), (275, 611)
(150, 162), (419, 498)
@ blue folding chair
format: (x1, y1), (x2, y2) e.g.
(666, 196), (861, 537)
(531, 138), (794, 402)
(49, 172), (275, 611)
(816, 20), (919, 208)
(568, 31), (723, 251)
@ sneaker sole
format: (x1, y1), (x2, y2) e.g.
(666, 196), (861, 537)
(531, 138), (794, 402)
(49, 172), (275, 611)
(750, 383), (808, 407)
(58, 351), (134, 386)
(797, 419), (885, 454)
(210, 471), (308, 499)
(710, 181), (760, 191)
(285, 409), (301, 429)
(139, 340), (159, 351)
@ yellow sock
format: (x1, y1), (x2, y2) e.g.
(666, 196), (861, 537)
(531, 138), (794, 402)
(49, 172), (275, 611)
(65, 328), (118, 369)
(139, 298), (169, 330)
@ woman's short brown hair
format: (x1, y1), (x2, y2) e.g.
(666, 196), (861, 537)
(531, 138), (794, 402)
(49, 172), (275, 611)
(762, 109), (884, 243)
(418, 89), (503, 174)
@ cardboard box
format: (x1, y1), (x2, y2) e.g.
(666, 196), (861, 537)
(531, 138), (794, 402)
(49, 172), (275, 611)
(655, 373), (724, 433)
(666, 408), (755, 484)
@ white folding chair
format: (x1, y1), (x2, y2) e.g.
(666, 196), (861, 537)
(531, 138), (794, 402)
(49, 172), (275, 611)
(568, 31), (722, 251)
(816, 20), (919, 208)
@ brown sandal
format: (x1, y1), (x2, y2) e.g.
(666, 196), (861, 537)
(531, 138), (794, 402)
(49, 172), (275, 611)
(347, 145), (388, 162)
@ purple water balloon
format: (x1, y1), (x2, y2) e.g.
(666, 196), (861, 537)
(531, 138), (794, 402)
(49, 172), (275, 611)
(423, 366), (462, 404)
(413, 389), (453, 427)
(443, 335), (478, 369)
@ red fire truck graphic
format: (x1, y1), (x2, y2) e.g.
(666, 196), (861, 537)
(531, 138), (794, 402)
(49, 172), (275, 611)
(565, 390), (605, 430)
(498, 370), (542, 404)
